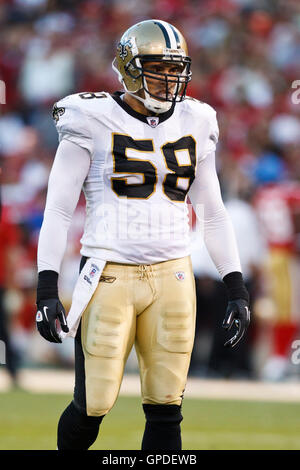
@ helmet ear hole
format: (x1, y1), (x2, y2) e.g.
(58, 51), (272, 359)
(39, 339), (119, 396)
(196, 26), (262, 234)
(127, 61), (141, 78)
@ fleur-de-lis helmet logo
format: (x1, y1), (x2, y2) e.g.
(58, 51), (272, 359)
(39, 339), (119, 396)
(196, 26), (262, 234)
(118, 39), (133, 60)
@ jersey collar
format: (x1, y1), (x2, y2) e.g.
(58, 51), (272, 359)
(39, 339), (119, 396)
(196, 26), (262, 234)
(111, 91), (175, 126)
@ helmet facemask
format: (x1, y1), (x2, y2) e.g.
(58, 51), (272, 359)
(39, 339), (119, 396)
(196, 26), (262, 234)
(125, 55), (192, 114)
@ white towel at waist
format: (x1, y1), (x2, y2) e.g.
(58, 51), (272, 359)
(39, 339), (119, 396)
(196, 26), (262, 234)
(60, 257), (106, 340)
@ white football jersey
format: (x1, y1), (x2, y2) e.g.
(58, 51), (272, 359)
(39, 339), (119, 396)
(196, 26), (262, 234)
(52, 91), (219, 264)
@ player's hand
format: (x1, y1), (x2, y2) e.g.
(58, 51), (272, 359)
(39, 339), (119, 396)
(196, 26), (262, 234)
(36, 298), (69, 343)
(222, 299), (250, 348)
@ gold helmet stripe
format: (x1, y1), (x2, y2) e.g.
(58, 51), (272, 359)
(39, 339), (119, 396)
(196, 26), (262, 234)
(154, 20), (177, 49)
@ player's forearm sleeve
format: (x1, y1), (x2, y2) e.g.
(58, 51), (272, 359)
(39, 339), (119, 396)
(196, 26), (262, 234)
(37, 139), (90, 273)
(188, 151), (242, 278)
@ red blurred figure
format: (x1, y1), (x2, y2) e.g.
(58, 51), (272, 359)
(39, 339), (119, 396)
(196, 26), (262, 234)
(254, 181), (300, 379)
(0, 201), (21, 386)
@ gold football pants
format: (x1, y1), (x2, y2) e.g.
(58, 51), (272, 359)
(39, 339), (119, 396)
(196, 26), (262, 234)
(79, 256), (196, 417)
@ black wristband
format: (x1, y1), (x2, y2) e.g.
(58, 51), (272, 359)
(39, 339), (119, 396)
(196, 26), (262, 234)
(36, 270), (59, 303)
(222, 271), (249, 303)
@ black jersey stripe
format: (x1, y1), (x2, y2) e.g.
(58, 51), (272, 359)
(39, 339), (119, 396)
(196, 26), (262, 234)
(154, 21), (171, 48)
(169, 24), (181, 48)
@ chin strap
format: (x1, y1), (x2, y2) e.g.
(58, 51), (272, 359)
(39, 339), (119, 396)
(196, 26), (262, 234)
(136, 74), (174, 114)
(127, 90), (173, 114)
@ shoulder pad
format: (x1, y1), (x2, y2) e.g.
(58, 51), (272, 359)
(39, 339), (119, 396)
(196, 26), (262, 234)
(51, 93), (96, 154)
(53, 91), (110, 121)
(183, 97), (219, 160)
(184, 95), (217, 120)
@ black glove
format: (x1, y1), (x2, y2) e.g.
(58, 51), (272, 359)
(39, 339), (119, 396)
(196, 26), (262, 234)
(222, 299), (250, 348)
(36, 298), (69, 343)
(222, 271), (250, 348)
(36, 270), (69, 343)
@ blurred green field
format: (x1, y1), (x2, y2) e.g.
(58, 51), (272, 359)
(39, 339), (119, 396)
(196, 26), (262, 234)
(1, 390), (300, 450)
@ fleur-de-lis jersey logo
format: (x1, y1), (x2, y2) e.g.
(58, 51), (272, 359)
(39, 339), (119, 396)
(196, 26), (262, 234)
(52, 103), (65, 123)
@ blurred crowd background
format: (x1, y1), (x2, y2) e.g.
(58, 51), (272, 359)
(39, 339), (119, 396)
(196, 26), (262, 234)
(0, 0), (300, 386)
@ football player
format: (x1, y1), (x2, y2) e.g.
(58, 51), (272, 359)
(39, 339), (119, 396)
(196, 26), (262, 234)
(36, 19), (250, 450)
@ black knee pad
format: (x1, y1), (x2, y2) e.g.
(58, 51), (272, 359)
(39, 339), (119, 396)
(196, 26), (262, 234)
(57, 401), (104, 450)
(143, 403), (183, 425)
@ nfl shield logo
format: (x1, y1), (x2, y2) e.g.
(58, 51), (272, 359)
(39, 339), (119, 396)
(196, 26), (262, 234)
(89, 267), (97, 278)
(36, 311), (43, 322)
(89, 264), (99, 278)
(147, 117), (159, 128)
(175, 271), (185, 281)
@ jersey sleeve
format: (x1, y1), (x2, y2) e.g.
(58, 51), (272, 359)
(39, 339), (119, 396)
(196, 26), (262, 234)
(52, 95), (93, 155)
(37, 139), (91, 273)
(199, 106), (219, 161)
(188, 151), (242, 278)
